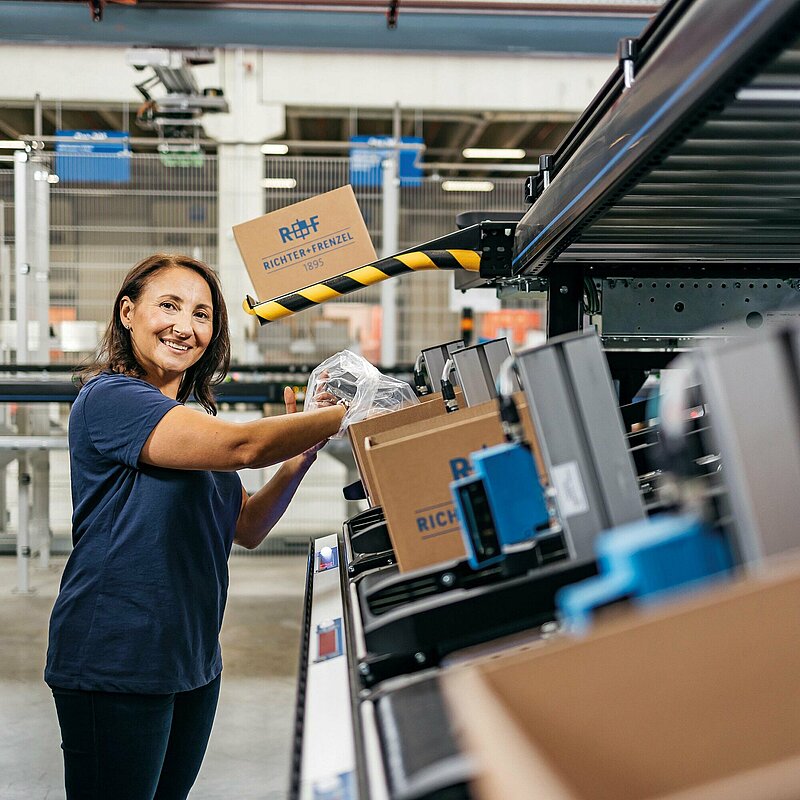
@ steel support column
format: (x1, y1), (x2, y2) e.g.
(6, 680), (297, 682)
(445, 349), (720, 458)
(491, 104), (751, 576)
(546, 265), (583, 339)
(379, 150), (400, 367)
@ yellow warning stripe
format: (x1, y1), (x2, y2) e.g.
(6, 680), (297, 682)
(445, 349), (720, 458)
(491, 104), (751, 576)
(241, 298), (293, 321)
(298, 284), (341, 304)
(448, 249), (481, 271)
(347, 265), (393, 285)
(243, 248), (483, 323)
(395, 251), (437, 270)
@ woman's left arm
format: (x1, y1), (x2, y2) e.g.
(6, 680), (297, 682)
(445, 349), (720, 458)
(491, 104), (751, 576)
(234, 387), (328, 550)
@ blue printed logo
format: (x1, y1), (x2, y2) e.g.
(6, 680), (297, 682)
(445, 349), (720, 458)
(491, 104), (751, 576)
(279, 215), (320, 243)
(449, 457), (472, 480)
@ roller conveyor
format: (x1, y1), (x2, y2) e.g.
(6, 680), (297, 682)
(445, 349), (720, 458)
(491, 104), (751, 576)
(514, 0), (800, 272)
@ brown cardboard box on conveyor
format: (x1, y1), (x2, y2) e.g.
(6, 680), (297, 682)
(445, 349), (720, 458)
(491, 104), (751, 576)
(346, 389), (466, 507)
(362, 393), (546, 574)
(442, 559), (800, 800)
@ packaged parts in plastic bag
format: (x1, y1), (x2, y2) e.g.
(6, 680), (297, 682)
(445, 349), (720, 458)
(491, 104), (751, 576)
(305, 350), (419, 437)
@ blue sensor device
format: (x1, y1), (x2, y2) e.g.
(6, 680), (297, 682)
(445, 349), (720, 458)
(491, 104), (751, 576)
(557, 513), (734, 634)
(451, 441), (549, 570)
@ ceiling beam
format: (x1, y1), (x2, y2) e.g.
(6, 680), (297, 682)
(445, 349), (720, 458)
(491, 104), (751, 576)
(286, 111), (302, 141)
(0, 109), (30, 139)
(499, 120), (536, 149)
(0, 117), (21, 139)
(96, 108), (122, 130)
(130, 0), (661, 14)
(459, 113), (495, 151)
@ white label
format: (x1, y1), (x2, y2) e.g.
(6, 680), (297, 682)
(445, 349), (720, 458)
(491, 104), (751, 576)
(551, 461), (589, 518)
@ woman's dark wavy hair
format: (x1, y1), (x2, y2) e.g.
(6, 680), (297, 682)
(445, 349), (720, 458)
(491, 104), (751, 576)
(78, 254), (231, 415)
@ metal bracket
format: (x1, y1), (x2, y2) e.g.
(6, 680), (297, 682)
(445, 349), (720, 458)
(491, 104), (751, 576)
(539, 154), (554, 190)
(618, 37), (639, 89)
(601, 278), (800, 337)
(478, 221), (516, 280)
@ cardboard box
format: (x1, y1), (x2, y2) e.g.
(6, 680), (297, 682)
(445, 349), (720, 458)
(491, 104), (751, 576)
(347, 394), (452, 507)
(347, 389), (468, 506)
(361, 393), (548, 572)
(233, 185), (376, 302)
(365, 402), (507, 572)
(443, 562), (800, 800)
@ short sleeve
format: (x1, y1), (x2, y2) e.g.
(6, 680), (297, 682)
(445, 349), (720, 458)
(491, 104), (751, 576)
(81, 375), (180, 468)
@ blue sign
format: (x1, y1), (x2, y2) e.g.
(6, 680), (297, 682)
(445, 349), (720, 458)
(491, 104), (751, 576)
(349, 136), (423, 188)
(55, 130), (131, 184)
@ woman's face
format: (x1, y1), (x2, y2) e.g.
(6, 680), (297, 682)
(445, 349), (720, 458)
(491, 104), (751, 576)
(120, 266), (214, 391)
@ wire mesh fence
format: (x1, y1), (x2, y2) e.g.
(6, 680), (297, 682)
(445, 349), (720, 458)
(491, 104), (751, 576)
(261, 155), (544, 364)
(48, 152), (218, 364)
(0, 149), (544, 552)
(0, 150), (544, 366)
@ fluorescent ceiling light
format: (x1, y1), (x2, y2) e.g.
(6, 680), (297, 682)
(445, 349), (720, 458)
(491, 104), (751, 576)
(462, 148), (526, 160)
(0, 140), (25, 150)
(262, 177), (297, 189)
(442, 180), (494, 192)
(260, 143), (289, 155)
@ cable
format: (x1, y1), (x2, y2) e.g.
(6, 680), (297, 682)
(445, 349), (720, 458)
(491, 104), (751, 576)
(497, 356), (524, 443)
(583, 277), (601, 315)
(413, 352), (430, 396)
(440, 358), (459, 413)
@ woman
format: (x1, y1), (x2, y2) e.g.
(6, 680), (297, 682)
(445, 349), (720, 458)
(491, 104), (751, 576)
(45, 253), (345, 800)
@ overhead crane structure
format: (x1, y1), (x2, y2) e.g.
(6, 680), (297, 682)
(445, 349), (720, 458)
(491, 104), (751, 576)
(246, 0), (800, 396)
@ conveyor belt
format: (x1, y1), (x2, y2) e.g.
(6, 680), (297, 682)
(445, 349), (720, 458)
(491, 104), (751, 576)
(514, 0), (800, 273)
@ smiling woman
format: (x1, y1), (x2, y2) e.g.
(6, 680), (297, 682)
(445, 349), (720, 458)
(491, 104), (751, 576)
(44, 253), (346, 800)
(81, 254), (229, 415)
(120, 266), (217, 404)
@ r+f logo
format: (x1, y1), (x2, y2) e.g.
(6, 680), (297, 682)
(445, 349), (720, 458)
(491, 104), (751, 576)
(279, 215), (320, 243)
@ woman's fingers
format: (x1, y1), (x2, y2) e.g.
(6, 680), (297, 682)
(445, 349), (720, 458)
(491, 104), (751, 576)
(284, 386), (297, 415)
(314, 390), (338, 407)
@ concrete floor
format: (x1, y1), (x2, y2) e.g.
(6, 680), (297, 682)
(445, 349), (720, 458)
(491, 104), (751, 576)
(0, 553), (309, 800)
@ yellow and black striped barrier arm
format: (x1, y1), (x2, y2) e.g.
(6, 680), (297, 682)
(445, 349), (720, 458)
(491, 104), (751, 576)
(243, 248), (481, 324)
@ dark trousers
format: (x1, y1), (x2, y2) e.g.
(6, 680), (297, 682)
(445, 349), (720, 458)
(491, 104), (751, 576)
(51, 675), (221, 800)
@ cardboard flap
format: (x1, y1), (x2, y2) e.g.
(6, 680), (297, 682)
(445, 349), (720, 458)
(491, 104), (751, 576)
(442, 562), (800, 800)
(347, 394), (454, 505)
(443, 666), (576, 800)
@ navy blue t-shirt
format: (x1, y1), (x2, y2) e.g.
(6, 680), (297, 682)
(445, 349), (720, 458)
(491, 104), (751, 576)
(45, 373), (243, 693)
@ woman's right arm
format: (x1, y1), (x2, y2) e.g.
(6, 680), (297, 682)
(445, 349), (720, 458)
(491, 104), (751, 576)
(139, 403), (346, 471)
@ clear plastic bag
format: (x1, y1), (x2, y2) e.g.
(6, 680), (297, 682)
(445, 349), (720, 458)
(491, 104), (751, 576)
(305, 350), (420, 437)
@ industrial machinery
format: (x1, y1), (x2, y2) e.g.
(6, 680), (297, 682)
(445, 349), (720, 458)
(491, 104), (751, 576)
(126, 48), (228, 151)
(293, 330), (649, 799)
(290, 1), (800, 797)
(450, 337), (515, 407)
(246, 0), (800, 400)
(416, 340), (465, 396)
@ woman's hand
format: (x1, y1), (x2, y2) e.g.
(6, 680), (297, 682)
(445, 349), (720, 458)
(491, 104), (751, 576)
(308, 370), (338, 409)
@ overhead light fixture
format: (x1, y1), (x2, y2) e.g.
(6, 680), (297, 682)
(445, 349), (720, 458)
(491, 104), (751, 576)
(260, 143), (289, 155)
(47, 174), (60, 185)
(442, 180), (494, 192)
(262, 178), (297, 189)
(0, 140), (25, 150)
(462, 148), (526, 160)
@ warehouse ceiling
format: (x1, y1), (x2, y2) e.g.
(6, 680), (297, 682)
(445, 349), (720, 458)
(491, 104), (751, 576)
(0, 100), (577, 175)
(0, 0), (661, 175)
(0, 0), (659, 53)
